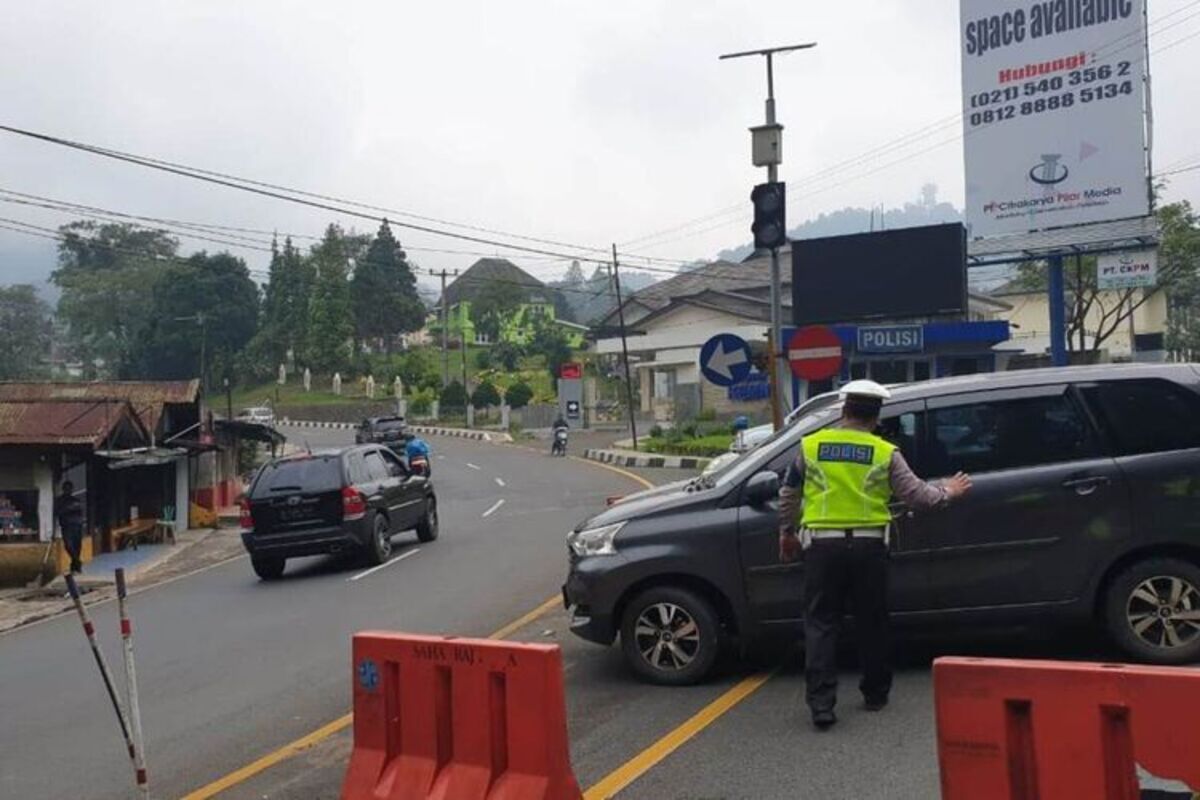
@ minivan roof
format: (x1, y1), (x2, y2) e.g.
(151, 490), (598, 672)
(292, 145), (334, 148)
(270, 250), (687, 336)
(886, 363), (1197, 403)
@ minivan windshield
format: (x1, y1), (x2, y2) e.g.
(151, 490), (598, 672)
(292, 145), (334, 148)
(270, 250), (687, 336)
(705, 400), (842, 487)
(252, 456), (342, 495)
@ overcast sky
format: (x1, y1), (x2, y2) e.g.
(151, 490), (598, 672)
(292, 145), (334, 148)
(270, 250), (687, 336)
(1, 0), (1196, 292)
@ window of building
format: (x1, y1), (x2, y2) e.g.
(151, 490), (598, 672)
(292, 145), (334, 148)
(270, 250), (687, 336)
(1082, 379), (1200, 456)
(653, 370), (676, 400)
(0, 490), (38, 539)
(924, 393), (1098, 476)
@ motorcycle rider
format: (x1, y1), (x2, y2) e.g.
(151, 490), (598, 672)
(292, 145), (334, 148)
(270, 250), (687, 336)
(551, 414), (569, 455)
(404, 432), (432, 476)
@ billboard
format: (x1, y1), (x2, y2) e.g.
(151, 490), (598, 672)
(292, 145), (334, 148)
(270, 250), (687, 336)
(961, 0), (1149, 238)
(791, 223), (967, 325)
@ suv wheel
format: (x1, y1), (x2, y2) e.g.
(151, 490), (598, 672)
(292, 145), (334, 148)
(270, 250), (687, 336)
(620, 586), (720, 686)
(251, 556), (286, 581)
(366, 513), (393, 565)
(1105, 557), (1200, 665)
(415, 499), (439, 543)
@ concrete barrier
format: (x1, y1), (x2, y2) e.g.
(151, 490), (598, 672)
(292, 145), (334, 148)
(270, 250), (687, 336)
(583, 448), (709, 471)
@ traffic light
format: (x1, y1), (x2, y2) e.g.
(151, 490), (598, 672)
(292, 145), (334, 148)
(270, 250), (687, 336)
(750, 182), (787, 251)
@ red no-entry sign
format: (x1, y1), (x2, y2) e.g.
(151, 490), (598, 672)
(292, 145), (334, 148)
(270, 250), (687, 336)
(788, 326), (843, 381)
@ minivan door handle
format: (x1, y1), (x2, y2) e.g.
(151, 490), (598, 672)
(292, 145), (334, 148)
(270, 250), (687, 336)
(1061, 476), (1110, 496)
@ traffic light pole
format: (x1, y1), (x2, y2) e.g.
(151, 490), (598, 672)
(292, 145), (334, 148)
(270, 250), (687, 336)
(722, 42), (814, 431)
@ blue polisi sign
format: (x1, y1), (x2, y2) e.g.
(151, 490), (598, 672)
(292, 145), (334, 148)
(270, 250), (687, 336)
(857, 325), (924, 354)
(700, 334), (753, 387)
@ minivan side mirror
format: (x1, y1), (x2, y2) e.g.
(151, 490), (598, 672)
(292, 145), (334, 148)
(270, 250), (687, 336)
(744, 471), (780, 507)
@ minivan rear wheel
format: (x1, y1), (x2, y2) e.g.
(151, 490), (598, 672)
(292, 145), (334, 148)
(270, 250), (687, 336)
(1104, 557), (1200, 665)
(620, 586), (720, 686)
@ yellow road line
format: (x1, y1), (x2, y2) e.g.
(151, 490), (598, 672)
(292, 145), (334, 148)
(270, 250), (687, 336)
(487, 595), (560, 641)
(569, 455), (655, 490)
(583, 671), (776, 800)
(179, 594), (560, 799)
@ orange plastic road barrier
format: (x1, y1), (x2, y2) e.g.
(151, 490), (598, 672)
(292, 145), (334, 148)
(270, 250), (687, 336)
(934, 657), (1200, 799)
(341, 632), (582, 800)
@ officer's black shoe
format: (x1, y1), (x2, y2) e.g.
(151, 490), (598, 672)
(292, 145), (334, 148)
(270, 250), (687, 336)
(811, 709), (837, 730)
(863, 696), (889, 712)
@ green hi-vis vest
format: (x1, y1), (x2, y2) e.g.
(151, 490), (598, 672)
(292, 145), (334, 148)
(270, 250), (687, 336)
(799, 427), (896, 530)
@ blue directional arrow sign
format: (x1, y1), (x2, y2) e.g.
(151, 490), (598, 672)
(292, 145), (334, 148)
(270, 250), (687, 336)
(699, 333), (752, 387)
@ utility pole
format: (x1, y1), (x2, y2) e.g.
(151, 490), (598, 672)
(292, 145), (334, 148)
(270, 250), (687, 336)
(611, 244), (638, 451)
(430, 269), (458, 387)
(721, 42), (815, 430)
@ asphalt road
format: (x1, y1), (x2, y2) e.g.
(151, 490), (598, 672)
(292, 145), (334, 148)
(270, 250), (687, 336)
(0, 426), (637, 799)
(1, 426), (1121, 800)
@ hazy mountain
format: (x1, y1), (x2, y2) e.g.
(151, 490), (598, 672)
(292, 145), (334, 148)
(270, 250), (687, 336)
(549, 261), (658, 324)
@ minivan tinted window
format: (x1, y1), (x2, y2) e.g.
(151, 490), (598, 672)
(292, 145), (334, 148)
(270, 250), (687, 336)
(925, 393), (1097, 476)
(253, 456), (343, 495)
(1083, 379), (1200, 456)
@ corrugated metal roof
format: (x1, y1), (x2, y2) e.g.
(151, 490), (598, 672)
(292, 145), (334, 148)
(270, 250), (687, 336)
(0, 380), (199, 433)
(0, 400), (146, 447)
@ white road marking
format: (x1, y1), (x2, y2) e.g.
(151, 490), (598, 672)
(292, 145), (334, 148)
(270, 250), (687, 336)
(495, 477), (506, 487)
(347, 548), (421, 582)
(482, 499), (506, 518)
(467, 463), (481, 470)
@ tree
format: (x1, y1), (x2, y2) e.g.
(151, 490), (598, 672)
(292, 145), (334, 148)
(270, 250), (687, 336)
(350, 220), (424, 351)
(136, 252), (260, 383)
(470, 280), (525, 342)
(304, 225), (355, 373)
(1162, 201), (1200, 361)
(52, 222), (179, 376)
(256, 236), (312, 366)
(471, 380), (501, 409)
(1009, 201), (1199, 355)
(491, 341), (524, 371)
(505, 381), (533, 409)
(528, 315), (573, 378)
(440, 379), (468, 409)
(0, 285), (52, 379)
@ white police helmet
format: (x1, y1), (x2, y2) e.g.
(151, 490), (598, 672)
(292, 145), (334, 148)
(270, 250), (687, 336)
(839, 379), (892, 401)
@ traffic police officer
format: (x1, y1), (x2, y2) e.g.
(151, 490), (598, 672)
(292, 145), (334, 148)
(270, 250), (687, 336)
(779, 380), (972, 730)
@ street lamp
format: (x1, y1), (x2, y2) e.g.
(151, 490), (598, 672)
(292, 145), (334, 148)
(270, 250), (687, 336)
(720, 42), (816, 429)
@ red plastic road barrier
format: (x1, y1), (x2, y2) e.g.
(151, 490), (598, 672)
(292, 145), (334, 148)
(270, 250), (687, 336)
(341, 632), (582, 800)
(934, 657), (1200, 799)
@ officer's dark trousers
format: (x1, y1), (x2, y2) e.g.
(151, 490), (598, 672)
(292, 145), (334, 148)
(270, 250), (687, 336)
(803, 537), (891, 713)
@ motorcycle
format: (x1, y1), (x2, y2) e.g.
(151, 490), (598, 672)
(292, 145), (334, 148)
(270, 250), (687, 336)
(551, 428), (568, 457)
(409, 454), (431, 477)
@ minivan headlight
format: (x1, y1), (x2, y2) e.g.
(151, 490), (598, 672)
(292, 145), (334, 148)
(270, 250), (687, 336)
(568, 522), (624, 557)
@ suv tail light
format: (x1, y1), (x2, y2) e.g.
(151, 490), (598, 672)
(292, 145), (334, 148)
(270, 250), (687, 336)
(239, 499), (254, 532)
(342, 486), (367, 521)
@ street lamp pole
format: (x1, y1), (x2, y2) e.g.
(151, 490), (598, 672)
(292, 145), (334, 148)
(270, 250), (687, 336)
(720, 42), (815, 428)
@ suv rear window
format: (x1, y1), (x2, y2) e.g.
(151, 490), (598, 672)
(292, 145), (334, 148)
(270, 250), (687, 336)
(1083, 379), (1200, 456)
(252, 457), (343, 495)
(375, 419), (406, 432)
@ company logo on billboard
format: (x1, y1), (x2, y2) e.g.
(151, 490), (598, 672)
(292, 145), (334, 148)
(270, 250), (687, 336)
(1029, 154), (1069, 185)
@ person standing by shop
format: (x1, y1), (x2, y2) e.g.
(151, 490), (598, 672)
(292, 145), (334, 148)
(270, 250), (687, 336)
(779, 380), (972, 730)
(56, 480), (85, 574)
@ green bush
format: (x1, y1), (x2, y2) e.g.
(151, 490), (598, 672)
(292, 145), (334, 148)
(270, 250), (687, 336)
(475, 349), (493, 371)
(409, 386), (435, 415)
(440, 380), (468, 409)
(649, 424), (665, 439)
(695, 408), (718, 423)
(471, 380), (501, 408)
(641, 433), (733, 458)
(505, 381), (533, 409)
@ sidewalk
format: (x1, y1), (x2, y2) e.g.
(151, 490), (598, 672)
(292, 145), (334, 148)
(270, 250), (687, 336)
(0, 527), (246, 634)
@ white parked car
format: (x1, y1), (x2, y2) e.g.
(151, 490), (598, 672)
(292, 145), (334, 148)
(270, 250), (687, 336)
(236, 407), (275, 427)
(728, 391), (842, 454)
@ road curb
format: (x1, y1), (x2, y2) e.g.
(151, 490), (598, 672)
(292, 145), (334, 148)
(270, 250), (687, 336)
(279, 419), (512, 443)
(583, 448), (710, 471)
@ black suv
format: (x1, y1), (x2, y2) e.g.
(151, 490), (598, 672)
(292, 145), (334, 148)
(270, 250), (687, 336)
(563, 364), (1200, 684)
(240, 445), (438, 580)
(355, 416), (408, 449)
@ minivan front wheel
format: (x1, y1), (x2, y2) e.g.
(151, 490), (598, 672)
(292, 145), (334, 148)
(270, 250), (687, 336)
(620, 586), (719, 686)
(1105, 557), (1200, 665)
